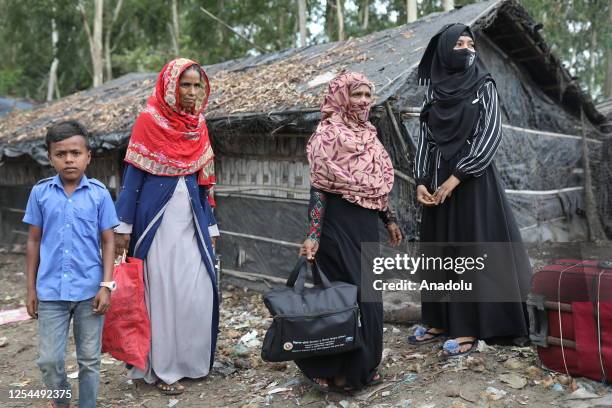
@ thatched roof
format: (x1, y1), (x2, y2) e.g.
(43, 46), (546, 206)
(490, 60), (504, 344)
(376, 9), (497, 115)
(0, 97), (36, 117)
(0, 0), (606, 164)
(597, 99), (612, 133)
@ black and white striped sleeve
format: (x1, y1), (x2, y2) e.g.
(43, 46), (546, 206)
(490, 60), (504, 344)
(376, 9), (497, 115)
(414, 94), (434, 186)
(453, 81), (502, 181)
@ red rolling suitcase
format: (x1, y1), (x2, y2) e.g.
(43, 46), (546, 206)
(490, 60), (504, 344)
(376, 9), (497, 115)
(527, 259), (612, 382)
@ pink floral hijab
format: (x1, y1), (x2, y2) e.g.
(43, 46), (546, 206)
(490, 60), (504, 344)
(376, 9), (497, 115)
(307, 71), (394, 210)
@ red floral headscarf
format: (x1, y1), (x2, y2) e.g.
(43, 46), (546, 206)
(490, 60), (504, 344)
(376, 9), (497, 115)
(125, 58), (216, 195)
(307, 71), (394, 210)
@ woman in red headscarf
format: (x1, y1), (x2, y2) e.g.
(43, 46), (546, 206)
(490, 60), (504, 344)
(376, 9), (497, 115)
(114, 58), (219, 395)
(297, 71), (403, 391)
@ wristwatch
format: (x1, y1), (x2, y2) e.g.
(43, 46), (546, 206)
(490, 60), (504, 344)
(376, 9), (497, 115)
(100, 281), (117, 291)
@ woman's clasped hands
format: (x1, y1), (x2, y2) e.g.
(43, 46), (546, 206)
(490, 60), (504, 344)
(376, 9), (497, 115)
(416, 175), (461, 206)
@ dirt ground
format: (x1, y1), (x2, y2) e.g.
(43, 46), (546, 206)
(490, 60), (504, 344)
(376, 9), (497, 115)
(0, 248), (611, 408)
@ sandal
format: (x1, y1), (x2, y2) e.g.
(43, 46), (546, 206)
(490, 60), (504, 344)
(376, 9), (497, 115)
(329, 372), (382, 393)
(441, 338), (478, 358)
(366, 371), (383, 386)
(408, 326), (446, 345)
(156, 381), (185, 395)
(328, 378), (354, 394)
(328, 384), (355, 393)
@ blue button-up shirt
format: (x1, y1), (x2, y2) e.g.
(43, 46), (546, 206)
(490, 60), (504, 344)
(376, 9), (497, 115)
(23, 175), (119, 301)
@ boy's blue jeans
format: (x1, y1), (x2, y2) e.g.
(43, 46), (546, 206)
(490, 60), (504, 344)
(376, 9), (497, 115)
(37, 298), (103, 408)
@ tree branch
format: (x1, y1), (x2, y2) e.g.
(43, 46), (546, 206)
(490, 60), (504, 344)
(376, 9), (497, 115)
(78, 1), (94, 52)
(200, 6), (266, 52)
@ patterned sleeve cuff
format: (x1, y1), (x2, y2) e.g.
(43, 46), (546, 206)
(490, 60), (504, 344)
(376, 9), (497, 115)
(307, 188), (327, 242)
(379, 207), (398, 226)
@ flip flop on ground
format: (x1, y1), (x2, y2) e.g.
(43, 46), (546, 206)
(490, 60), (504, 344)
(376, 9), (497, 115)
(408, 325), (447, 345)
(441, 338), (478, 358)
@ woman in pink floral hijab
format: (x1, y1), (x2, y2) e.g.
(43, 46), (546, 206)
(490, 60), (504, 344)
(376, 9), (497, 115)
(297, 71), (402, 391)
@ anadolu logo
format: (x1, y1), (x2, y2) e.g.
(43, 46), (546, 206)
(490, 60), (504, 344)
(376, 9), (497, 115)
(283, 342), (293, 351)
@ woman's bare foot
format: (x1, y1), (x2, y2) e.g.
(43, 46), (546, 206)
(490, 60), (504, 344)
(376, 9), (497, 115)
(333, 376), (347, 387)
(452, 336), (477, 353)
(442, 336), (478, 357)
(312, 378), (329, 388)
(415, 327), (444, 341)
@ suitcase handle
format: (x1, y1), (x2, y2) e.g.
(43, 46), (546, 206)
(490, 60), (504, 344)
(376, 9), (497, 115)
(527, 293), (549, 347)
(599, 260), (612, 269)
(547, 336), (576, 349)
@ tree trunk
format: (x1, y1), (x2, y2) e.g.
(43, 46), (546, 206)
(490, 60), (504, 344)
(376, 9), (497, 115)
(47, 17), (59, 102)
(277, 7), (286, 49)
(362, 0), (369, 30)
(104, 34), (112, 81)
(170, 0), (180, 56)
(298, 0), (307, 47)
(92, 0), (104, 87)
(336, 0), (345, 41)
(589, 27), (597, 95)
(442, 0), (454, 11)
(407, 0), (417, 23)
(325, 0), (335, 41)
(605, 0), (612, 98)
(104, 0), (124, 81)
(79, 0), (104, 87)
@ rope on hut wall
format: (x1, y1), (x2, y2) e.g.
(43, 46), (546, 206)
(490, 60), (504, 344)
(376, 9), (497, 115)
(216, 185), (309, 194)
(505, 187), (584, 195)
(219, 230), (302, 248)
(502, 124), (603, 144)
(401, 108), (603, 145)
(520, 216), (570, 232)
(394, 169), (415, 184)
(223, 268), (313, 287)
(216, 193), (308, 204)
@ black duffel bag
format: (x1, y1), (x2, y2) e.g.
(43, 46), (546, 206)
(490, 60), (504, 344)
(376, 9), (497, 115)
(261, 257), (362, 362)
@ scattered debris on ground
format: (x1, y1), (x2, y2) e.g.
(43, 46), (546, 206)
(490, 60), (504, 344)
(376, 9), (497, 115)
(0, 250), (610, 407)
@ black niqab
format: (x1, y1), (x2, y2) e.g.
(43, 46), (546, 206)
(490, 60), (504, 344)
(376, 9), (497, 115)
(417, 23), (493, 160)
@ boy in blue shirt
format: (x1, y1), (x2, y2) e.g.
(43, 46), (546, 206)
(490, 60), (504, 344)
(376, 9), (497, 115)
(23, 120), (119, 408)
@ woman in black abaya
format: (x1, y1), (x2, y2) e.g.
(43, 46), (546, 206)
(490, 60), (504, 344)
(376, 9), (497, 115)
(410, 23), (531, 357)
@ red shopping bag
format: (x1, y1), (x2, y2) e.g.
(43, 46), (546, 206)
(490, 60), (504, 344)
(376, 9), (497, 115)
(102, 255), (150, 371)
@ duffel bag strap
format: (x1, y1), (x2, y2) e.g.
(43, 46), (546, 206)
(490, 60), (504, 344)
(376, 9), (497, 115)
(286, 257), (307, 288)
(286, 257), (333, 293)
(311, 261), (332, 288)
(294, 260), (332, 293)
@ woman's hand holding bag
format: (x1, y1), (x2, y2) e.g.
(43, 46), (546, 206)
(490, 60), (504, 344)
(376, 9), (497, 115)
(299, 239), (319, 262)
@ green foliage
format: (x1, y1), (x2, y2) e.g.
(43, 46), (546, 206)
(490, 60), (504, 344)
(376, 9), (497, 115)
(0, 68), (24, 95)
(0, 0), (609, 101)
(520, 0), (611, 100)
